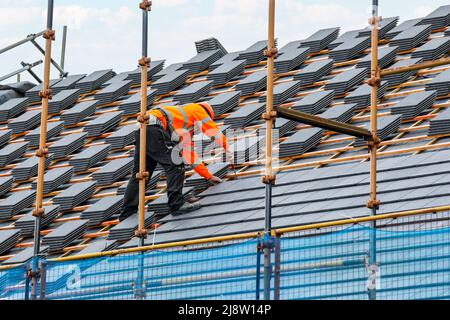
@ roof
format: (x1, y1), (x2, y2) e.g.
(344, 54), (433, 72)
(1, 5), (450, 264)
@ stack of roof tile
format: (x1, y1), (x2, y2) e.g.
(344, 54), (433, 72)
(3, 246), (49, 265)
(279, 128), (323, 158)
(0, 230), (21, 255)
(185, 162), (229, 189)
(319, 104), (358, 123)
(80, 195), (124, 227)
(274, 47), (310, 74)
(356, 46), (398, 70)
(12, 154), (54, 181)
(173, 81), (213, 104)
(238, 40), (275, 65)
(324, 67), (367, 96)
(42, 220), (89, 252)
(152, 69), (190, 95)
(182, 50), (223, 74)
(0, 97), (29, 122)
(69, 144), (111, 172)
(258, 117), (299, 138)
(195, 37), (228, 56)
(60, 100), (98, 126)
(125, 60), (165, 85)
(0, 142), (29, 167)
(417, 5), (450, 30)
(53, 181), (97, 211)
(209, 52), (241, 71)
(207, 60), (246, 85)
(152, 63), (185, 81)
(389, 25), (432, 51)
(224, 103), (266, 128)
(117, 171), (162, 195)
(385, 18), (421, 39)
(300, 27), (340, 52)
(293, 59), (334, 86)
(231, 136), (265, 163)
(8, 109), (41, 134)
(383, 58), (423, 86)
(51, 74), (86, 95)
(354, 115), (402, 146)
(25, 79), (61, 103)
(235, 71), (267, 96)
(118, 88), (157, 115)
(291, 90), (335, 114)
(24, 121), (64, 147)
(84, 111), (124, 137)
(107, 212), (153, 241)
(411, 36), (450, 61)
(47, 89), (81, 114)
(92, 158), (134, 186)
(357, 16), (399, 38)
(344, 81), (389, 110)
(390, 90), (437, 119)
(329, 29), (364, 49)
(0, 176), (14, 197)
(0, 190), (36, 220)
(94, 81), (131, 105)
(259, 80), (302, 106)
(31, 167), (74, 194)
(0, 130), (12, 148)
(105, 124), (137, 149)
(425, 68), (450, 97)
(428, 107), (450, 135)
(74, 69), (115, 94)
(329, 37), (370, 62)
(207, 91), (241, 117)
(14, 205), (60, 237)
(101, 72), (130, 88)
(279, 40), (303, 53)
(48, 132), (87, 158)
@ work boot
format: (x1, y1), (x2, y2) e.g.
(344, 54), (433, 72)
(172, 201), (201, 215)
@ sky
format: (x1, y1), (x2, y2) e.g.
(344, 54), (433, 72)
(1, 0), (449, 83)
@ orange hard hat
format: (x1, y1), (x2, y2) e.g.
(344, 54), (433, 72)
(197, 102), (215, 120)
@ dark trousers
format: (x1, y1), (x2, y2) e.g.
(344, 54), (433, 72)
(121, 125), (185, 216)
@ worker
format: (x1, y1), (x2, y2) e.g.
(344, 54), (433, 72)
(119, 102), (230, 221)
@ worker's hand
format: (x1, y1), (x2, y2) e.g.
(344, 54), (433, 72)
(208, 175), (223, 185)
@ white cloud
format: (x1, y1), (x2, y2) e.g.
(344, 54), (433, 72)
(414, 5), (433, 17)
(155, 0), (188, 8)
(0, 6), (41, 27)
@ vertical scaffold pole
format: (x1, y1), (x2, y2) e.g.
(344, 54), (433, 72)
(262, 0), (277, 301)
(60, 25), (67, 78)
(367, 0), (381, 301)
(30, 0), (55, 301)
(134, 0), (152, 300)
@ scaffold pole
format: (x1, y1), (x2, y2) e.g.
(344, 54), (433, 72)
(262, 0), (277, 301)
(367, 0), (381, 300)
(30, 0), (55, 301)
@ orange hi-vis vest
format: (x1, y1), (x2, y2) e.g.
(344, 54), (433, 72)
(148, 103), (229, 180)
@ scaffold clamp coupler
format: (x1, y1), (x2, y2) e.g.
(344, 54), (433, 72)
(264, 47), (278, 58)
(32, 207), (46, 218)
(27, 269), (40, 279)
(367, 75), (381, 87)
(137, 113), (150, 124)
(259, 234), (275, 250)
(138, 57), (151, 67)
(35, 148), (49, 158)
(39, 88), (53, 99)
(135, 228), (148, 239)
(43, 29), (55, 41)
(367, 135), (381, 148)
(136, 171), (149, 181)
(367, 199), (381, 209)
(368, 15), (382, 26)
(261, 110), (277, 120)
(262, 174), (276, 185)
(139, 0), (152, 11)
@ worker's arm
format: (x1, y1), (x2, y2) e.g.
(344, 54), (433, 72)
(180, 133), (213, 180)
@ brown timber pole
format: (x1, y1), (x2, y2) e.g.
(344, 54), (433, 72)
(262, 0), (277, 301)
(134, 0), (151, 300)
(30, 0), (55, 301)
(367, 0), (381, 300)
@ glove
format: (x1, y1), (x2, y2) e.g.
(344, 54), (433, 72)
(208, 175), (223, 185)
